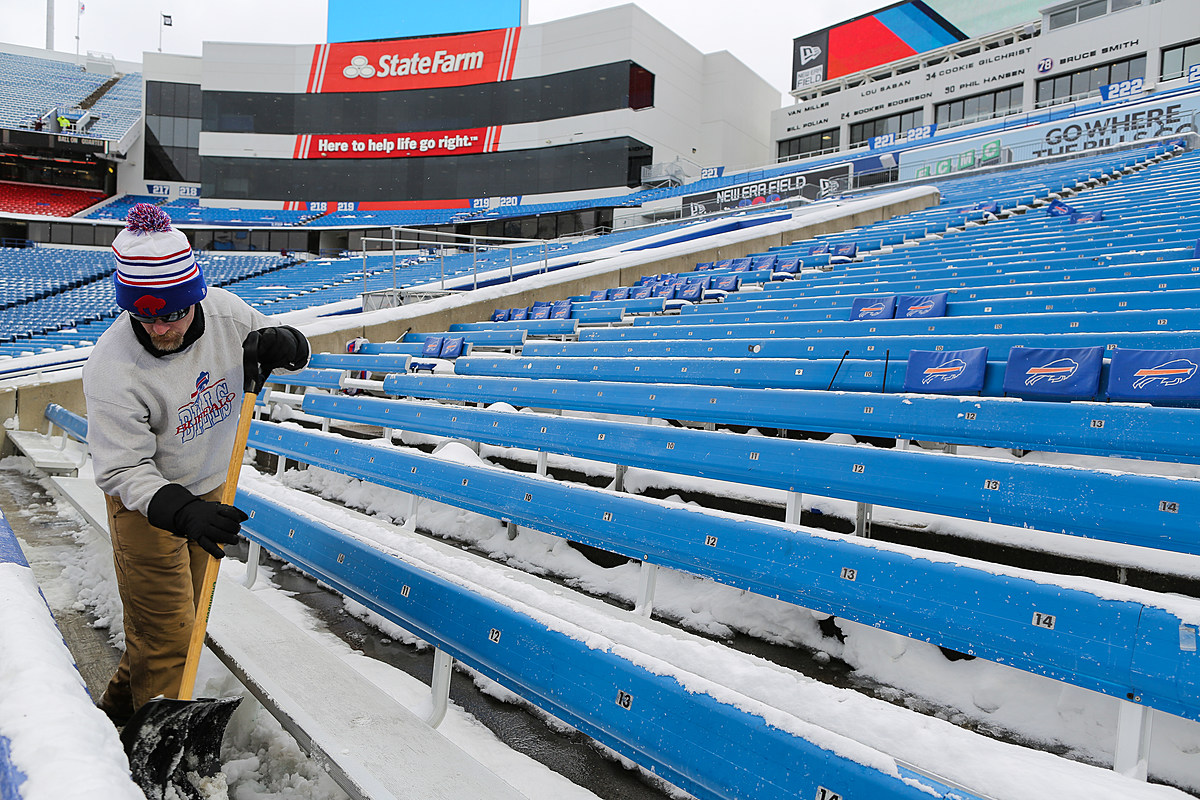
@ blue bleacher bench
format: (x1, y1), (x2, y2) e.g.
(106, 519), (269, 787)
(400, 329), (527, 348)
(302, 393), (1200, 555)
(521, 329), (1200, 363)
(307, 352), (412, 374)
(452, 354), (1009, 395)
(598, 307), (1200, 341)
(450, 318), (579, 337)
(380, 373), (1200, 465)
(236, 482), (987, 800)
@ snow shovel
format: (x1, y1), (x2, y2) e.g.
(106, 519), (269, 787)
(120, 350), (266, 799)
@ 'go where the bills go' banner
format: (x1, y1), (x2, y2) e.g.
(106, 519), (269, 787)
(901, 94), (1200, 181)
(683, 164), (851, 216)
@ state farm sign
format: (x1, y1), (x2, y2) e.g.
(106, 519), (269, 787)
(307, 28), (520, 93)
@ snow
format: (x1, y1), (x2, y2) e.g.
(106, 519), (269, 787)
(4, 406), (1200, 798)
(0, 561), (142, 800)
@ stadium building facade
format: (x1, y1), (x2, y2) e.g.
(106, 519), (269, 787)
(772, 0), (1200, 163)
(135, 5), (779, 212)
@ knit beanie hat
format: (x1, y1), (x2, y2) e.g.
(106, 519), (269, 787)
(112, 203), (206, 318)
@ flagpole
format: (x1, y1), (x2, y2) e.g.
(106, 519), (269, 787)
(75, 2), (81, 58)
(158, 14), (163, 52)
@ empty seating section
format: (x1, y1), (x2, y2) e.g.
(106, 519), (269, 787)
(0, 249), (290, 357)
(0, 51), (109, 130)
(766, 147), (1165, 261)
(81, 71), (143, 139)
(504, 145), (1195, 404)
(86, 194), (159, 222)
(6, 142), (1188, 370)
(0, 50), (141, 141)
(240, 141), (1200, 790)
(0, 182), (107, 216)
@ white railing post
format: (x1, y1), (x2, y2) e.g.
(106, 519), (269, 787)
(426, 647), (454, 728)
(242, 541), (261, 589)
(632, 562), (658, 617)
(785, 491), (803, 525)
(610, 464), (627, 493)
(401, 494), (419, 532)
(1113, 700), (1153, 780)
(855, 502), (873, 538)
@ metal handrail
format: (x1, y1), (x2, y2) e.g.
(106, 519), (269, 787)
(360, 227), (548, 291)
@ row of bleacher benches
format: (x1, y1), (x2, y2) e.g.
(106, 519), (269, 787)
(31, 401), (1008, 800)
(28, 362), (1199, 796)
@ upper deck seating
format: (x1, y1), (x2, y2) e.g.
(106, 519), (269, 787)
(0, 182), (107, 217)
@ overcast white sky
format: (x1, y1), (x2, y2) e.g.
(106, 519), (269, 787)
(0, 0), (887, 98)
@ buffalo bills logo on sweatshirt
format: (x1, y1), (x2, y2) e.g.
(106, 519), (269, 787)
(176, 371), (236, 442)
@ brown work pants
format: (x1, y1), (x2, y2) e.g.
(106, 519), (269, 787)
(97, 485), (223, 720)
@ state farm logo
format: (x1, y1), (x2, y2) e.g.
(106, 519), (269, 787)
(342, 55), (376, 79)
(341, 48), (486, 80)
(798, 45), (823, 66)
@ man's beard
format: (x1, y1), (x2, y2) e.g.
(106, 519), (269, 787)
(149, 329), (185, 353)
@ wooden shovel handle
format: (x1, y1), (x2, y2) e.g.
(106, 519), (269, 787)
(176, 390), (258, 701)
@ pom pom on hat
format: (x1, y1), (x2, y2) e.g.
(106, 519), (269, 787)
(112, 204), (206, 318)
(124, 203), (173, 234)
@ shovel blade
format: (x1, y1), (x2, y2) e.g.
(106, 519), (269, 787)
(120, 696), (243, 800)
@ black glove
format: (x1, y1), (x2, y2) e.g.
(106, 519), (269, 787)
(148, 483), (247, 559)
(243, 326), (309, 391)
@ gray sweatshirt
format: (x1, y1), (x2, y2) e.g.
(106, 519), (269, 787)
(83, 287), (277, 515)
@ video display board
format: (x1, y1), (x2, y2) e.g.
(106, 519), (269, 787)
(327, 0), (524, 43)
(792, 0), (1045, 90)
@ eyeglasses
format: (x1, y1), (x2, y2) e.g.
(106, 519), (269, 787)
(130, 306), (191, 324)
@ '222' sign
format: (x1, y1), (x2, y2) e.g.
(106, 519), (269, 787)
(1099, 77), (1145, 102)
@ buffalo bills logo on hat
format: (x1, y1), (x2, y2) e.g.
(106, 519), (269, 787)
(1024, 358), (1079, 386)
(1132, 359), (1198, 389)
(922, 358), (966, 384)
(134, 295), (167, 317)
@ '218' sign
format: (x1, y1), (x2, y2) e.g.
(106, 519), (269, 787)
(309, 201), (356, 212)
